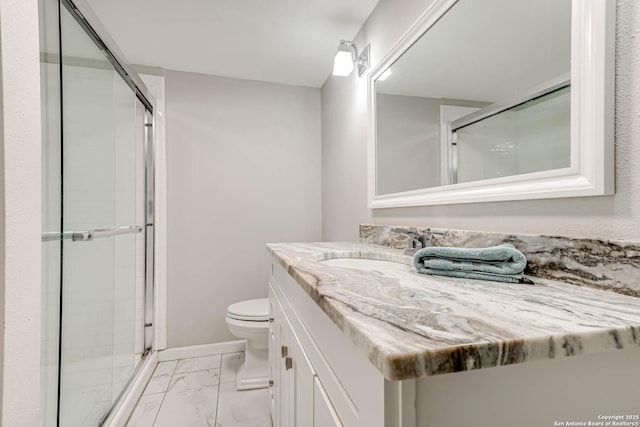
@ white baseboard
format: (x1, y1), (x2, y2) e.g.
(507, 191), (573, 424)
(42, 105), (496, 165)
(158, 340), (246, 362)
(105, 351), (159, 427)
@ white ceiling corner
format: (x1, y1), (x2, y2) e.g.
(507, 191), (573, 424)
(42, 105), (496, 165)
(84, 0), (379, 87)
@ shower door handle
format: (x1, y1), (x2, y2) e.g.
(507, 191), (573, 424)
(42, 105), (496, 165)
(41, 225), (143, 242)
(90, 226), (143, 240)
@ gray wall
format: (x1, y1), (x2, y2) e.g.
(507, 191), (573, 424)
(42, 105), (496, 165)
(166, 70), (322, 347)
(321, 0), (640, 241)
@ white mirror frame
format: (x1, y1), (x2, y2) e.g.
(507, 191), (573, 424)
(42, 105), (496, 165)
(367, 0), (615, 208)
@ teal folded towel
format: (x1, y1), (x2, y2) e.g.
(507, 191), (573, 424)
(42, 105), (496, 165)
(412, 244), (533, 284)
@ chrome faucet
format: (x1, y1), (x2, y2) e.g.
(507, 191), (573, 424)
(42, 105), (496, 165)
(391, 228), (446, 255)
(425, 229), (446, 246)
(391, 228), (427, 255)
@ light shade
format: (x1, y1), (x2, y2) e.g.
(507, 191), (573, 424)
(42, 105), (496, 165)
(332, 41), (355, 76)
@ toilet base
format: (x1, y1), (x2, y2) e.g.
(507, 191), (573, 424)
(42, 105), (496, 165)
(235, 344), (269, 390)
(236, 362), (269, 390)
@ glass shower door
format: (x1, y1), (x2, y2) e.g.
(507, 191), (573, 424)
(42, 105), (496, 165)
(55, 5), (147, 426)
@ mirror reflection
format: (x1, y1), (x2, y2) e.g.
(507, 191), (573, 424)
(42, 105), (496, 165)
(375, 0), (571, 196)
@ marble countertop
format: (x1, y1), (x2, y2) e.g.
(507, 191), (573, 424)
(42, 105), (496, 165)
(267, 241), (640, 381)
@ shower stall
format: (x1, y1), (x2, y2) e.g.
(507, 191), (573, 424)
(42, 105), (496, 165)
(40, 0), (155, 425)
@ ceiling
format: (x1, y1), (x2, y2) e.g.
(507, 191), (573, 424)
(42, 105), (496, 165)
(84, 0), (379, 88)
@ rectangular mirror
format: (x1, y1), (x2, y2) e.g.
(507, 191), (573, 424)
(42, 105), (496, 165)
(368, 0), (615, 208)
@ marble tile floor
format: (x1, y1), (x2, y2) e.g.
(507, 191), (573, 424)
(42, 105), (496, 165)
(127, 352), (271, 427)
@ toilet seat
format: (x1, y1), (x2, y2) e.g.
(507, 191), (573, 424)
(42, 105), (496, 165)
(227, 298), (269, 322)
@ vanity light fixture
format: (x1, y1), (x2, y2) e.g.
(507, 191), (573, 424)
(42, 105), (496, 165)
(332, 40), (370, 77)
(333, 40), (356, 76)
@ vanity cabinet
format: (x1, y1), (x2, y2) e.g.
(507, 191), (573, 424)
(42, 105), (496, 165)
(269, 283), (343, 427)
(268, 260), (400, 427)
(268, 248), (640, 427)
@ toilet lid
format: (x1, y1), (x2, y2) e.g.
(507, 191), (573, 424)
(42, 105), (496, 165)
(227, 298), (270, 321)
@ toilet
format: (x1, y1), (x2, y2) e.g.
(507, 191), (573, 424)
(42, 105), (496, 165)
(225, 298), (270, 390)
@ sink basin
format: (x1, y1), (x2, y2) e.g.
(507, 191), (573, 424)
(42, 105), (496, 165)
(319, 258), (414, 272)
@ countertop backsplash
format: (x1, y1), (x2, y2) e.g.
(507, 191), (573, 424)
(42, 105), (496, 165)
(360, 224), (640, 298)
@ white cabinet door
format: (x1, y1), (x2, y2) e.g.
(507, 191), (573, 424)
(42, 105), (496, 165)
(268, 286), (278, 425)
(290, 327), (314, 427)
(314, 377), (344, 427)
(272, 291), (292, 427)
(270, 283), (319, 427)
(279, 322), (293, 427)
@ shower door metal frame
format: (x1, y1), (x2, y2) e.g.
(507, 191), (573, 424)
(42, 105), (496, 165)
(60, 0), (153, 113)
(59, 0), (156, 352)
(53, 0), (157, 424)
(143, 109), (155, 356)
